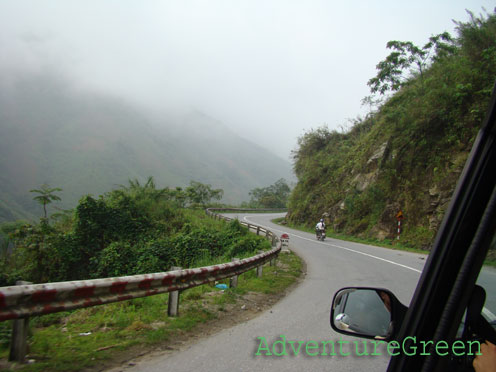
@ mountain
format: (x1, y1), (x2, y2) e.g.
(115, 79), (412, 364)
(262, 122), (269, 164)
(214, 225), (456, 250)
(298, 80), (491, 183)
(0, 73), (293, 222)
(287, 11), (496, 250)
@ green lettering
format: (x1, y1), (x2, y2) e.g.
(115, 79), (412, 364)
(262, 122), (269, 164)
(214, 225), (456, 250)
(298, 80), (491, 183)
(403, 336), (417, 356)
(273, 335), (288, 356)
(354, 340), (369, 356)
(338, 338), (350, 356)
(420, 340), (434, 356)
(255, 336), (272, 356)
(305, 341), (319, 356)
(370, 340), (386, 355)
(387, 341), (400, 356)
(435, 341), (448, 356)
(288, 340), (305, 356)
(451, 340), (465, 356)
(321, 340), (336, 356)
(468, 340), (482, 356)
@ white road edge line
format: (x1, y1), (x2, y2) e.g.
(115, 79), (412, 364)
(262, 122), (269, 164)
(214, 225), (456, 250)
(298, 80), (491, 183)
(243, 215), (422, 274)
(483, 307), (496, 322)
(241, 214), (494, 322)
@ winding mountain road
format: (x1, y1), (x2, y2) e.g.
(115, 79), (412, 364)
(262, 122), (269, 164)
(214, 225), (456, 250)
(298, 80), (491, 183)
(107, 212), (432, 371)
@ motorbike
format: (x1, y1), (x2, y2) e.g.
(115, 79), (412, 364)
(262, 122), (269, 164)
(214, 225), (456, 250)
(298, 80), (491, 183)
(316, 228), (326, 241)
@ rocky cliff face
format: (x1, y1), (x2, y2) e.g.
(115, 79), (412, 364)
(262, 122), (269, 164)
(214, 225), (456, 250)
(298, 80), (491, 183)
(287, 11), (495, 250)
(338, 141), (463, 245)
(288, 121), (474, 249)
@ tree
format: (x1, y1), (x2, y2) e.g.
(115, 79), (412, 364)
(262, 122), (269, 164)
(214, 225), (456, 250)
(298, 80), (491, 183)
(249, 179), (291, 208)
(171, 187), (187, 208)
(185, 181), (223, 207)
(119, 176), (168, 201)
(367, 32), (456, 95)
(30, 184), (63, 219)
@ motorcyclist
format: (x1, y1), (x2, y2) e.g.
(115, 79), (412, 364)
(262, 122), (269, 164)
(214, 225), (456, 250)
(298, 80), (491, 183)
(315, 218), (326, 239)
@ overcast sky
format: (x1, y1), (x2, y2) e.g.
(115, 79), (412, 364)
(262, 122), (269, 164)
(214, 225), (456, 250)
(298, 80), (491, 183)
(0, 1), (493, 160)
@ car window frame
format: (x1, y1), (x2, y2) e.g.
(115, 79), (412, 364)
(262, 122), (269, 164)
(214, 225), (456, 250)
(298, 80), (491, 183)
(387, 82), (496, 372)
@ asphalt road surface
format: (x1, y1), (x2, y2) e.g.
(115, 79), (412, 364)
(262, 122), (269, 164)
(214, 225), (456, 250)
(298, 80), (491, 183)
(106, 212), (431, 372)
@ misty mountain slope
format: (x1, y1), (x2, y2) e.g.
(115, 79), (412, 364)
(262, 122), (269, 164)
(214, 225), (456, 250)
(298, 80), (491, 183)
(161, 111), (292, 190)
(0, 74), (292, 222)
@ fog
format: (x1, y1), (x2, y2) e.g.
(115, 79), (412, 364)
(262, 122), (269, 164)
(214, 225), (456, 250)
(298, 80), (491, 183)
(0, 0), (492, 159)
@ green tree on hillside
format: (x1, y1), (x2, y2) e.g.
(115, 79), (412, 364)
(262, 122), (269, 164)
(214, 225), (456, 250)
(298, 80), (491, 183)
(368, 32), (456, 95)
(119, 176), (168, 201)
(30, 184), (63, 219)
(186, 181), (224, 207)
(1, 176), (273, 285)
(171, 187), (188, 208)
(249, 178), (291, 208)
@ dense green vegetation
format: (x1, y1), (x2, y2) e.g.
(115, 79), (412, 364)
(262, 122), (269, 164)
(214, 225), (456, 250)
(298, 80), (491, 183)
(0, 177), (302, 371)
(0, 178), (270, 286)
(288, 10), (496, 250)
(242, 178), (291, 208)
(0, 246), (302, 372)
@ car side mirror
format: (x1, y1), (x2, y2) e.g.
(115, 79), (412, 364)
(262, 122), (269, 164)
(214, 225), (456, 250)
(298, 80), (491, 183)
(330, 287), (407, 341)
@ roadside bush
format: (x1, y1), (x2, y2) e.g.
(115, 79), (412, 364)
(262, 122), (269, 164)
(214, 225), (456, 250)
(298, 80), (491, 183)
(172, 226), (218, 267)
(134, 238), (177, 273)
(227, 234), (270, 258)
(1, 176), (273, 284)
(44, 232), (86, 281)
(399, 225), (435, 250)
(92, 241), (136, 278)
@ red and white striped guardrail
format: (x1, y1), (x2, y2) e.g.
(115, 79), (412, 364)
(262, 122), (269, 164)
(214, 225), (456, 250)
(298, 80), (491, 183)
(206, 208), (286, 242)
(0, 247), (280, 322)
(0, 209), (283, 322)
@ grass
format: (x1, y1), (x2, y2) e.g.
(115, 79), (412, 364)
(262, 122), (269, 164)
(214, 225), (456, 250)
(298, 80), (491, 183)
(0, 251), (302, 372)
(485, 261), (496, 268)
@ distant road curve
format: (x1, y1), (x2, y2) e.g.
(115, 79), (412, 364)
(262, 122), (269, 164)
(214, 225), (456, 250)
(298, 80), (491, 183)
(108, 212), (427, 372)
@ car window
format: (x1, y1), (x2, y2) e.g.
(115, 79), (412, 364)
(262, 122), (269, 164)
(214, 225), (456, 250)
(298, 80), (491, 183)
(477, 234), (496, 327)
(453, 234), (496, 339)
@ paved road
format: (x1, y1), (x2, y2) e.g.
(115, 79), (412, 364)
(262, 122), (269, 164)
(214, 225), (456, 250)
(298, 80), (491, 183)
(109, 212), (431, 372)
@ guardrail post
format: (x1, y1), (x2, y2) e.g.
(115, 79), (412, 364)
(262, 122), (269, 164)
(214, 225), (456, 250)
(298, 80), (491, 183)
(256, 226), (260, 235)
(230, 258), (240, 288)
(9, 281), (32, 363)
(270, 253), (277, 266)
(167, 267), (181, 317)
(256, 251), (264, 278)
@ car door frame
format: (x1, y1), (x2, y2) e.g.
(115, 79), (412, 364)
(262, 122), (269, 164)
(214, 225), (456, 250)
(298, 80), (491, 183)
(386, 83), (496, 372)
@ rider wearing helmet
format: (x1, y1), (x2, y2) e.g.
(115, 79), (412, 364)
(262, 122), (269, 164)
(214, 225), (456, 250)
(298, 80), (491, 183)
(315, 218), (325, 239)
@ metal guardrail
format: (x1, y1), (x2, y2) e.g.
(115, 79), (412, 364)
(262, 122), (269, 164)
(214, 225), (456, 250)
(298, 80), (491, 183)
(0, 249), (281, 322)
(0, 209), (282, 322)
(1, 208), (284, 362)
(206, 208), (287, 214)
(206, 208), (286, 243)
